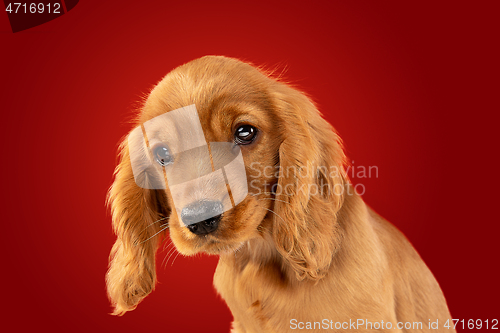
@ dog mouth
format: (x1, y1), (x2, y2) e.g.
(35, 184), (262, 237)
(204, 241), (244, 254)
(193, 236), (243, 255)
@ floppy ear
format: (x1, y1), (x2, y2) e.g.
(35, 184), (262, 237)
(270, 83), (347, 281)
(106, 137), (170, 315)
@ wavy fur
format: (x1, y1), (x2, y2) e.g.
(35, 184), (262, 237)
(106, 56), (454, 332)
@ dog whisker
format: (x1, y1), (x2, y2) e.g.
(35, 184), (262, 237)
(139, 216), (169, 235)
(161, 242), (175, 266)
(257, 198), (290, 205)
(137, 224), (169, 245)
(170, 251), (182, 266)
(162, 239), (174, 252)
(256, 203), (287, 224)
(163, 244), (178, 267)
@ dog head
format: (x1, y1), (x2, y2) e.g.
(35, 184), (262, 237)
(106, 56), (347, 315)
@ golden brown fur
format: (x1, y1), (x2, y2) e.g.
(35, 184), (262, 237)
(106, 56), (454, 332)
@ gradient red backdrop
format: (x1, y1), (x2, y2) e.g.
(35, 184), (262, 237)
(1, 1), (498, 332)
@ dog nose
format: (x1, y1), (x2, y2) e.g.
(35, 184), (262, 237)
(186, 215), (222, 235)
(181, 200), (223, 235)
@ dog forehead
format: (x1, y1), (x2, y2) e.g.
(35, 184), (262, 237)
(140, 57), (272, 128)
(141, 81), (241, 123)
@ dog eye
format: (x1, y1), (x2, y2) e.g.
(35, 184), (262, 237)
(234, 125), (257, 145)
(152, 143), (174, 166)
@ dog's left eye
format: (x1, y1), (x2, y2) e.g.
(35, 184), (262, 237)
(152, 143), (174, 166)
(234, 125), (257, 145)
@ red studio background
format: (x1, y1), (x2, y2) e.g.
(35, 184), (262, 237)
(1, 1), (498, 332)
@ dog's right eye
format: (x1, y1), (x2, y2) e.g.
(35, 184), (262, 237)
(152, 143), (173, 166)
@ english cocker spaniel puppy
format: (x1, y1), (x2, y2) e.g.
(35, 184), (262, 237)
(106, 56), (454, 332)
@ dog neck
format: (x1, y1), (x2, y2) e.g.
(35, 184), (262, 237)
(219, 187), (365, 286)
(215, 213), (295, 284)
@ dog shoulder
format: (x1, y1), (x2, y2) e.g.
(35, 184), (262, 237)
(367, 207), (454, 327)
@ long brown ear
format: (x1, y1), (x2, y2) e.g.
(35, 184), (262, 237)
(106, 138), (170, 316)
(270, 83), (347, 281)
